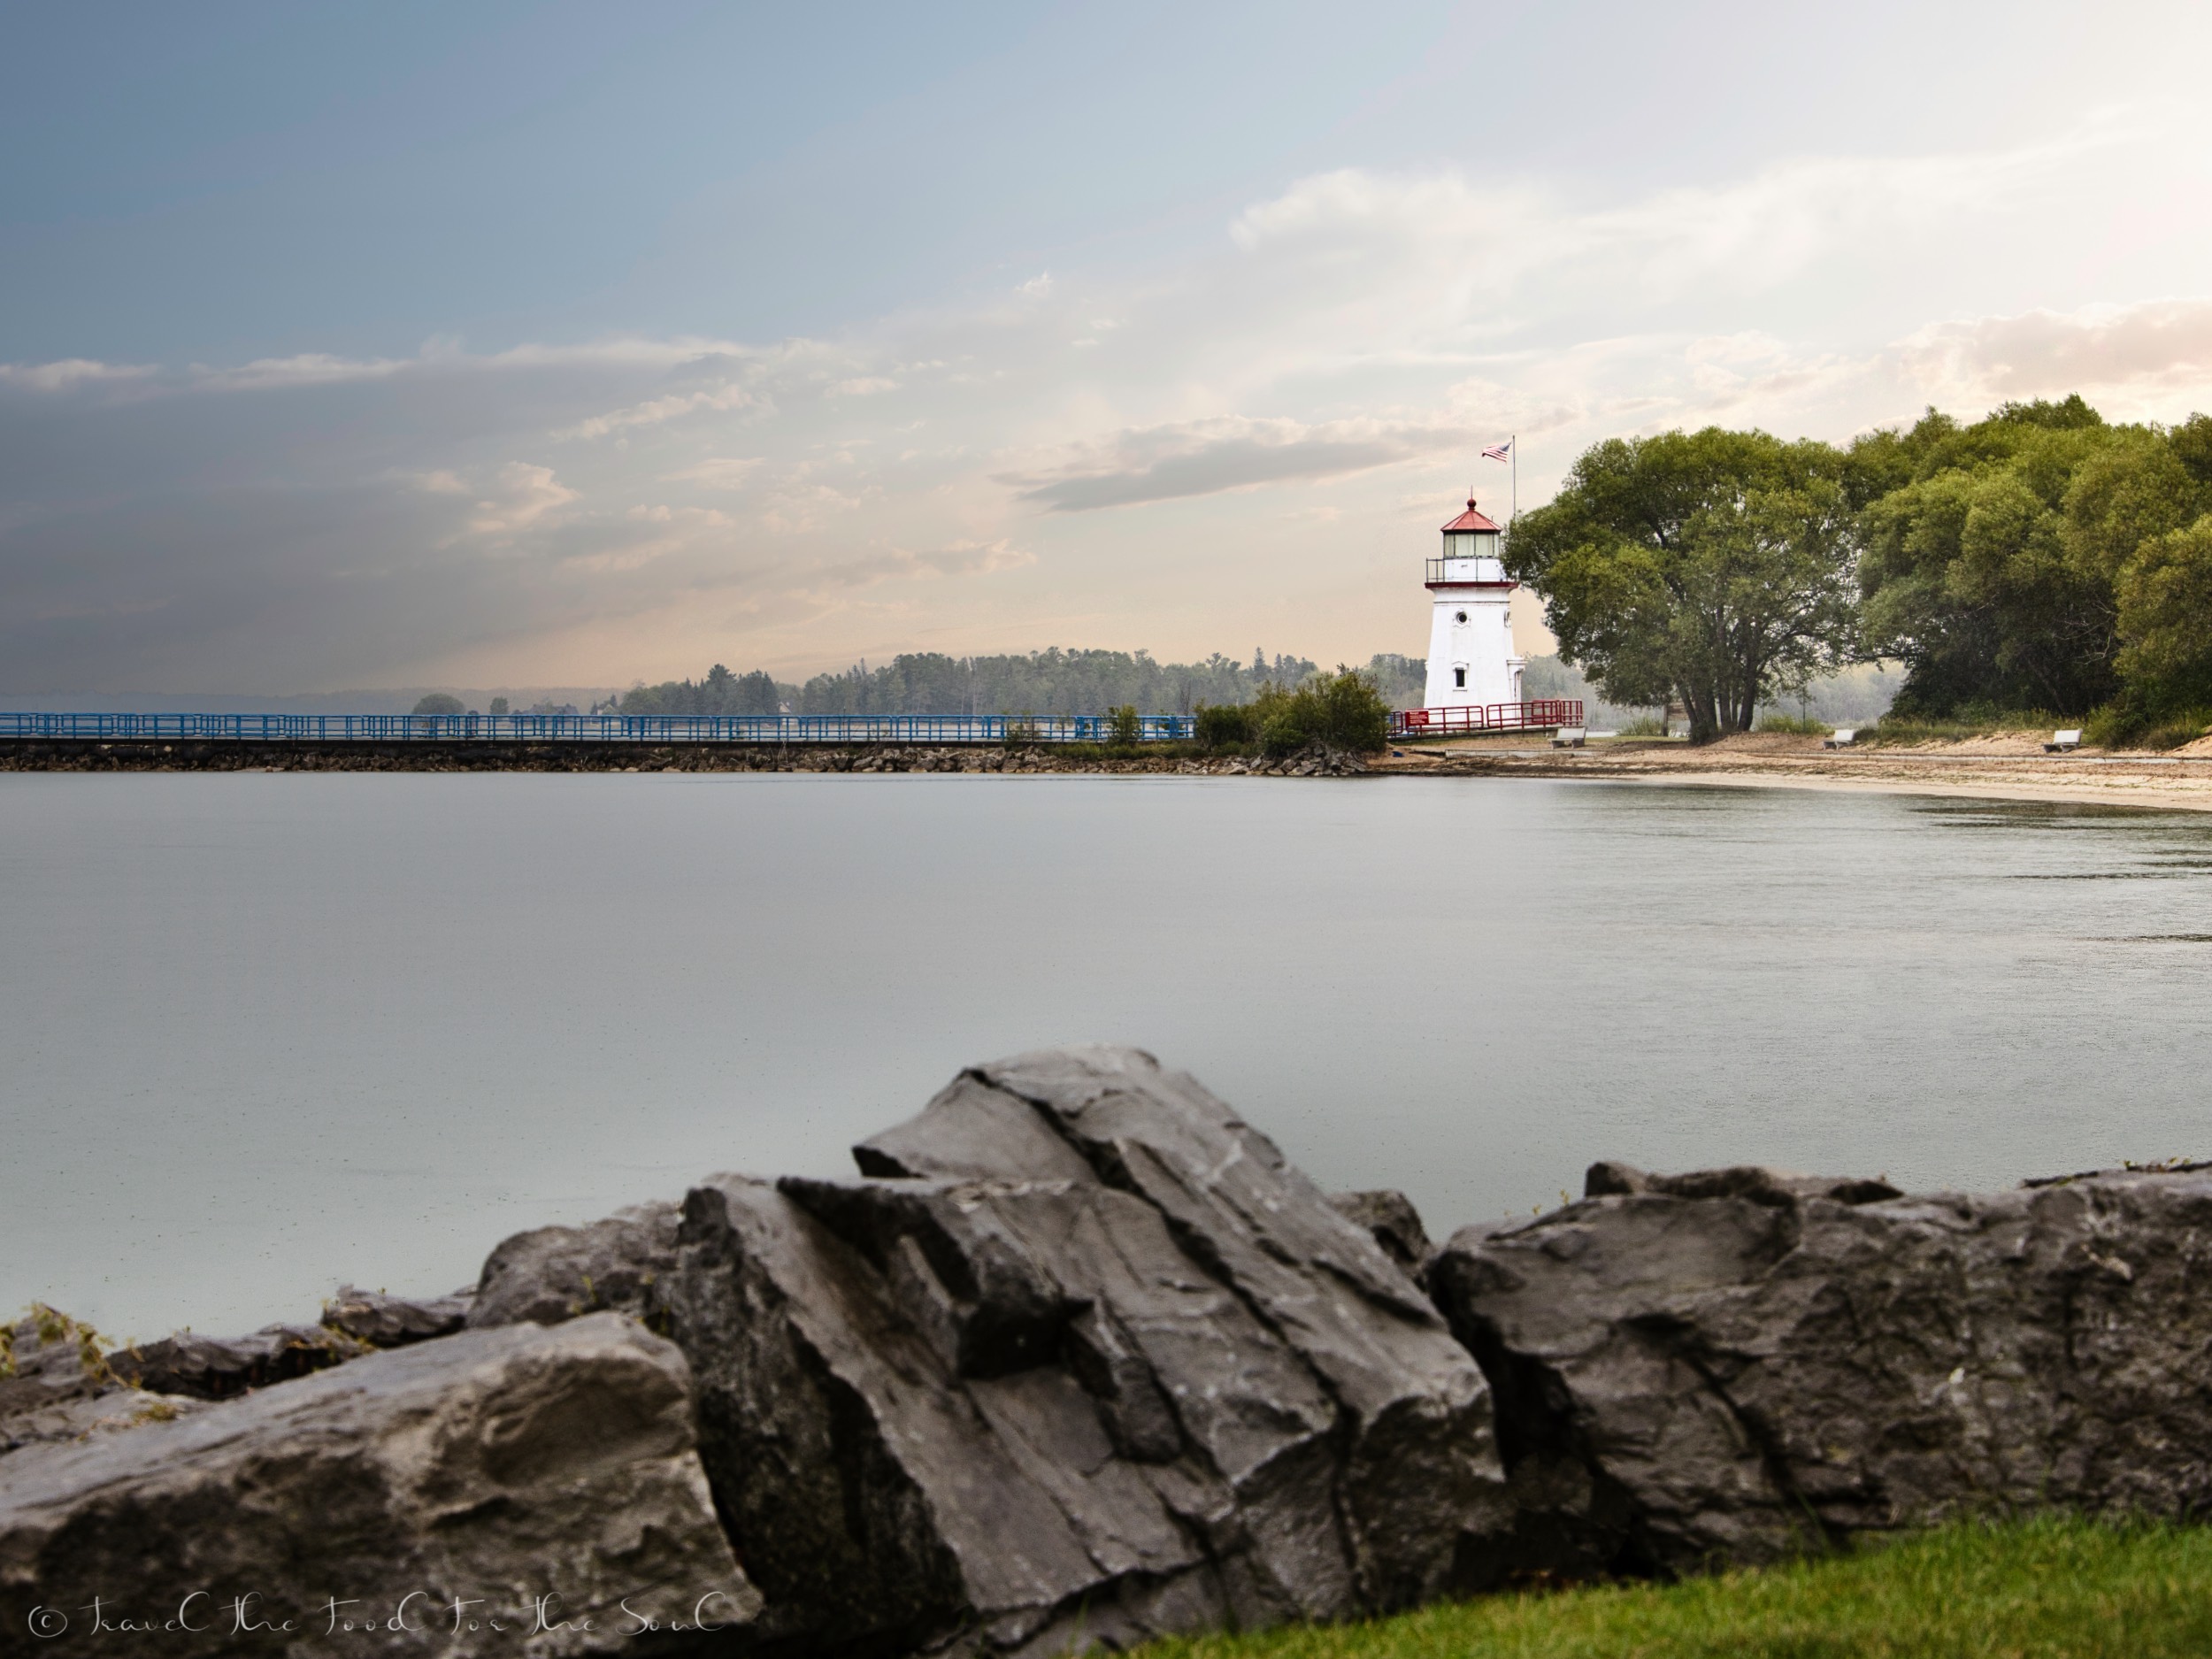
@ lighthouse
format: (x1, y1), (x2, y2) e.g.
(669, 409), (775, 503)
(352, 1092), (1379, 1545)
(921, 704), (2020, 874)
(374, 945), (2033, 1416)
(1422, 496), (1525, 711)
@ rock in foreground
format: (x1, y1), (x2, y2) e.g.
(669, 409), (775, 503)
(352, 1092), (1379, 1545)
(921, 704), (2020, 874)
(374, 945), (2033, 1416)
(1429, 1159), (2212, 1578)
(22, 1048), (2212, 1658)
(0, 1314), (757, 1655)
(664, 1044), (1514, 1658)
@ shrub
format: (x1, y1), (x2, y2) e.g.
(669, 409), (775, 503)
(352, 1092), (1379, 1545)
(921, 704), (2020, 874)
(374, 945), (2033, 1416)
(1193, 703), (1257, 749)
(1250, 668), (1391, 757)
(1617, 714), (1668, 737)
(1870, 707), (2061, 744)
(2144, 718), (2212, 750)
(2085, 700), (2212, 750)
(411, 693), (465, 717)
(1754, 712), (1829, 735)
(1107, 704), (1141, 747)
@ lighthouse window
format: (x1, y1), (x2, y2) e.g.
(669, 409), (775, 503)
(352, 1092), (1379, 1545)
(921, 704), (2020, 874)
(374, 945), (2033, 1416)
(1455, 610), (1468, 624)
(1453, 667), (1467, 689)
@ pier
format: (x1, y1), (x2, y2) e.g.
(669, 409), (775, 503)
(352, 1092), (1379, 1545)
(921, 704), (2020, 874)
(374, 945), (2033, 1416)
(0, 711), (1198, 747)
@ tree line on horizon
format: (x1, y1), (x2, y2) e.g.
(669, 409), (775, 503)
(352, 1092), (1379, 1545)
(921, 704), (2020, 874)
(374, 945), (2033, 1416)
(1508, 395), (2212, 743)
(618, 649), (1435, 719)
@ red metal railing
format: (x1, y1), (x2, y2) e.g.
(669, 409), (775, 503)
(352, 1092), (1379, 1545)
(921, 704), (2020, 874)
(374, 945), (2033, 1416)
(1388, 699), (1583, 738)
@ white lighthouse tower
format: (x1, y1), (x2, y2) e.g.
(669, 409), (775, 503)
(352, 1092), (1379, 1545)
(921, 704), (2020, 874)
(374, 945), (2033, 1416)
(1422, 496), (1525, 711)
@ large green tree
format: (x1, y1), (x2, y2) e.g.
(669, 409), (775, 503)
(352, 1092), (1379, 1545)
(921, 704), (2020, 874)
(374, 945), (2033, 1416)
(1856, 400), (2210, 718)
(1505, 428), (1858, 741)
(2116, 517), (2212, 713)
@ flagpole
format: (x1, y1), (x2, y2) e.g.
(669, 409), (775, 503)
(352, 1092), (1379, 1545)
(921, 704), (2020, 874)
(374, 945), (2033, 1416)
(1510, 435), (1517, 524)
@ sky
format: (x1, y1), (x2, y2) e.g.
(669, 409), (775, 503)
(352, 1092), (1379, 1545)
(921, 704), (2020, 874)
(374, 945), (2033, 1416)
(5, 1), (2212, 695)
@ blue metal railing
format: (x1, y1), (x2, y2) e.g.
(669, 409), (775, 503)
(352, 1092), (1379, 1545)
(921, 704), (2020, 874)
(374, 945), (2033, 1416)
(0, 711), (1199, 745)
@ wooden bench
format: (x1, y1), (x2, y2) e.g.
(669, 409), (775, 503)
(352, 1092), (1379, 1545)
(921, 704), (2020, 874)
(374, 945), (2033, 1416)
(2044, 729), (2083, 753)
(1822, 728), (1856, 749)
(1551, 726), (1586, 749)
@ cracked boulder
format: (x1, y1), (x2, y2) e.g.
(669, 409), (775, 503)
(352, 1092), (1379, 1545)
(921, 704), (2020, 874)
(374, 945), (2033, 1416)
(663, 1045), (1513, 1658)
(1428, 1159), (2212, 1578)
(0, 1313), (757, 1656)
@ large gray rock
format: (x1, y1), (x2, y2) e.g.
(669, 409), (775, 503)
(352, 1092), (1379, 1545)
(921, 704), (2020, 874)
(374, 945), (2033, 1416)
(469, 1202), (680, 1330)
(664, 1045), (1512, 1659)
(1428, 1159), (2212, 1578)
(0, 1313), (757, 1655)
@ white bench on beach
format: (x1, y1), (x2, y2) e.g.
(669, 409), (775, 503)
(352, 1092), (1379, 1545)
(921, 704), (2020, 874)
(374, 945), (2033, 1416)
(2044, 729), (2083, 753)
(1823, 728), (1856, 749)
(1551, 726), (1586, 749)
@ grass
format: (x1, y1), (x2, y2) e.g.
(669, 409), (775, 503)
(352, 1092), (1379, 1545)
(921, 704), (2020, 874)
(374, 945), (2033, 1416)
(2085, 705), (2212, 751)
(1754, 712), (1832, 736)
(2139, 721), (2211, 750)
(1861, 713), (2061, 745)
(1140, 1518), (2212, 1659)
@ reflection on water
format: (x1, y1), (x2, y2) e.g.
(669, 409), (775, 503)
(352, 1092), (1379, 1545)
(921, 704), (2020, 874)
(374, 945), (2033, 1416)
(4, 772), (2209, 1338)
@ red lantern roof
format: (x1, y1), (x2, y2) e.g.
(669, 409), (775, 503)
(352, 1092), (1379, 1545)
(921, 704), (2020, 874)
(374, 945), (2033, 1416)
(1441, 497), (1502, 533)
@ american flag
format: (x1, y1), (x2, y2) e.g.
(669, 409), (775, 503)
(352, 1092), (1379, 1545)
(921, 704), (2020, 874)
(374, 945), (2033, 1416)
(1481, 439), (1512, 462)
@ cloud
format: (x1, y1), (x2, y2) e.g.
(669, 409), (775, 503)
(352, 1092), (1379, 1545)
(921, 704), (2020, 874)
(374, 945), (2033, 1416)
(1230, 125), (2120, 293)
(998, 415), (1466, 511)
(795, 537), (1034, 601)
(557, 383), (755, 441)
(1199, 119), (2147, 392)
(828, 377), (899, 397)
(662, 457), (764, 489)
(200, 353), (412, 391)
(465, 464), (580, 540)
(0, 335), (766, 406)
(1898, 298), (2212, 405)
(626, 503), (733, 526)
(0, 358), (155, 391)
(914, 538), (1033, 577)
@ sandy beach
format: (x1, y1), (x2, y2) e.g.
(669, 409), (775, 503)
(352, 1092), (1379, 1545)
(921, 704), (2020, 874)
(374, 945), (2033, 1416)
(1371, 731), (2212, 813)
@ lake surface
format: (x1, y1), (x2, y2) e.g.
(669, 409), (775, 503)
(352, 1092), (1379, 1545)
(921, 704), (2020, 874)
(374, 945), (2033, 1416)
(6, 771), (2210, 1341)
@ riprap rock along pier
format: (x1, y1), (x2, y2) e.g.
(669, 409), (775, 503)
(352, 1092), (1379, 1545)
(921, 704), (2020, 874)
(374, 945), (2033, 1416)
(6, 1048), (2211, 1655)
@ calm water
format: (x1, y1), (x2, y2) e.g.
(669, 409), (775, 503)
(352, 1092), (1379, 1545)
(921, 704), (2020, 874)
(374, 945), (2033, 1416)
(5, 772), (2210, 1341)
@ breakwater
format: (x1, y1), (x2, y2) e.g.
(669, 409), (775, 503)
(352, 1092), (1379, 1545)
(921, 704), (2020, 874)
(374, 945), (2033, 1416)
(0, 712), (1199, 746)
(0, 739), (1367, 775)
(7, 1045), (2212, 1655)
